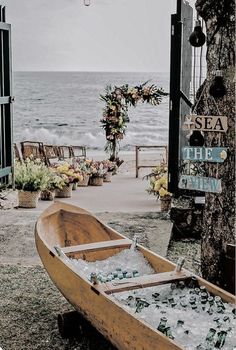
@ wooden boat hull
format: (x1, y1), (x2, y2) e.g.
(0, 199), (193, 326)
(35, 202), (235, 350)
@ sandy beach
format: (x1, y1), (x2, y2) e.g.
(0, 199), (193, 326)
(0, 152), (200, 350)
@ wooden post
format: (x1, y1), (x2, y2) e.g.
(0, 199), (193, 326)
(135, 146), (139, 178)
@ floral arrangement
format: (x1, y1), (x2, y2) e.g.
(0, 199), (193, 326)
(47, 172), (67, 191)
(15, 158), (50, 192)
(90, 161), (106, 178)
(100, 82), (167, 159)
(52, 162), (83, 185)
(72, 158), (94, 176)
(146, 163), (172, 199)
(101, 159), (118, 173)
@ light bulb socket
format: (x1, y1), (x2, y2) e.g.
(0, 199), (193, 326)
(215, 70), (223, 77)
(195, 20), (201, 27)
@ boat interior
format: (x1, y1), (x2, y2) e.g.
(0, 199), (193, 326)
(37, 203), (235, 302)
(38, 206), (193, 295)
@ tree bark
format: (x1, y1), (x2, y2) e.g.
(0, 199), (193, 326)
(195, 0), (235, 287)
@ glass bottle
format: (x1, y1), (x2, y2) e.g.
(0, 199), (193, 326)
(126, 295), (136, 308)
(157, 317), (167, 333)
(213, 316), (221, 329)
(214, 330), (227, 348)
(165, 326), (174, 340)
(174, 320), (185, 335)
(206, 328), (216, 342)
(207, 296), (215, 314)
(188, 276), (198, 289)
(196, 328), (216, 350)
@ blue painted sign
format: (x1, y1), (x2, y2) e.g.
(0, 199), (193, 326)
(178, 175), (222, 193)
(182, 147), (227, 163)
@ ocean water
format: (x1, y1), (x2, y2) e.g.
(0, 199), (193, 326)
(13, 71), (170, 151)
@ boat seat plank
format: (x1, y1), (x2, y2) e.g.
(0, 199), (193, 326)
(96, 271), (191, 294)
(62, 238), (132, 254)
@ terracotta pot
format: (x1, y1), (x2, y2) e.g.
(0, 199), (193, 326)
(55, 184), (73, 198)
(160, 196), (171, 212)
(90, 176), (103, 186)
(40, 189), (55, 201)
(18, 190), (40, 208)
(103, 171), (112, 183)
(77, 174), (90, 187)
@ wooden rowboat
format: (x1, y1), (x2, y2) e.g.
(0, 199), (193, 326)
(35, 202), (235, 350)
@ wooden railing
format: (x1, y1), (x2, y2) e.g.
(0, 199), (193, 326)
(135, 145), (168, 178)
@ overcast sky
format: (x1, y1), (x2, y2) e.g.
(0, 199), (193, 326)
(2, 0), (195, 72)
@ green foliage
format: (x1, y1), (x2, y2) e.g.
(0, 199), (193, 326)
(100, 82), (167, 157)
(15, 158), (50, 192)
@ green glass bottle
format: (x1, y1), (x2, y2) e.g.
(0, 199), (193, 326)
(213, 316), (221, 329)
(189, 296), (197, 305)
(214, 330), (227, 348)
(205, 328), (216, 342)
(188, 276), (198, 289)
(157, 317), (167, 333)
(165, 326), (174, 340)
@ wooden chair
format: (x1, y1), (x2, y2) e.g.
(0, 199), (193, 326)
(70, 145), (87, 159)
(57, 146), (72, 160)
(13, 143), (22, 161)
(20, 141), (47, 164)
(43, 145), (60, 165)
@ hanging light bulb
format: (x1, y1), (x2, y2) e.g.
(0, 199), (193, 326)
(189, 20), (206, 47)
(189, 131), (205, 146)
(84, 0), (90, 6)
(209, 70), (226, 98)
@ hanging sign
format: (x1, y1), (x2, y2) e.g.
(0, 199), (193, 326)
(182, 147), (227, 163)
(182, 115), (228, 132)
(178, 175), (222, 193)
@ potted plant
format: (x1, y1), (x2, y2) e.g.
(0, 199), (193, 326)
(102, 160), (118, 182)
(89, 161), (105, 186)
(40, 172), (66, 200)
(15, 158), (50, 208)
(51, 163), (72, 198)
(146, 163), (172, 212)
(71, 159), (90, 187)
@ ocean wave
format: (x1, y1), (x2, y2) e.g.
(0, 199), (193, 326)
(14, 127), (167, 151)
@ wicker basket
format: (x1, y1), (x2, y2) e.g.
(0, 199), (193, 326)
(160, 196), (171, 212)
(18, 190), (40, 208)
(90, 176), (103, 186)
(40, 189), (55, 201)
(55, 184), (73, 198)
(77, 175), (90, 187)
(103, 171), (112, 183)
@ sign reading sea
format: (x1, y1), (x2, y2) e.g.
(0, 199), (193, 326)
(182, 115), (228, 132)
(182, 147), (227, 163)
(178, 175), (222, 193)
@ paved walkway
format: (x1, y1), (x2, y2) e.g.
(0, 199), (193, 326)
(35, 173), (161, 214)
(0, 173), (173, 261)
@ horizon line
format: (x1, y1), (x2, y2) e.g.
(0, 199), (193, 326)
(13, 70), (170, 74)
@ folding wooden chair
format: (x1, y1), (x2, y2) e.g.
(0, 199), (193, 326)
(70, 145), (87, 159)
(43, 145), (60, 165)
(20, 141), (46, 164)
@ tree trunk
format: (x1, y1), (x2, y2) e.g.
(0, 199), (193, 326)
(195, 0), (235, 287)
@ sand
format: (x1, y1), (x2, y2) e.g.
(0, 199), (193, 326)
(0, 152), (200, 349)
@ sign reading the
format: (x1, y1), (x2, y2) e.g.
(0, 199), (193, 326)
(182, 147), (227, 163)
(182, 115), (228, 132)
(178, 175), (222, 193)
